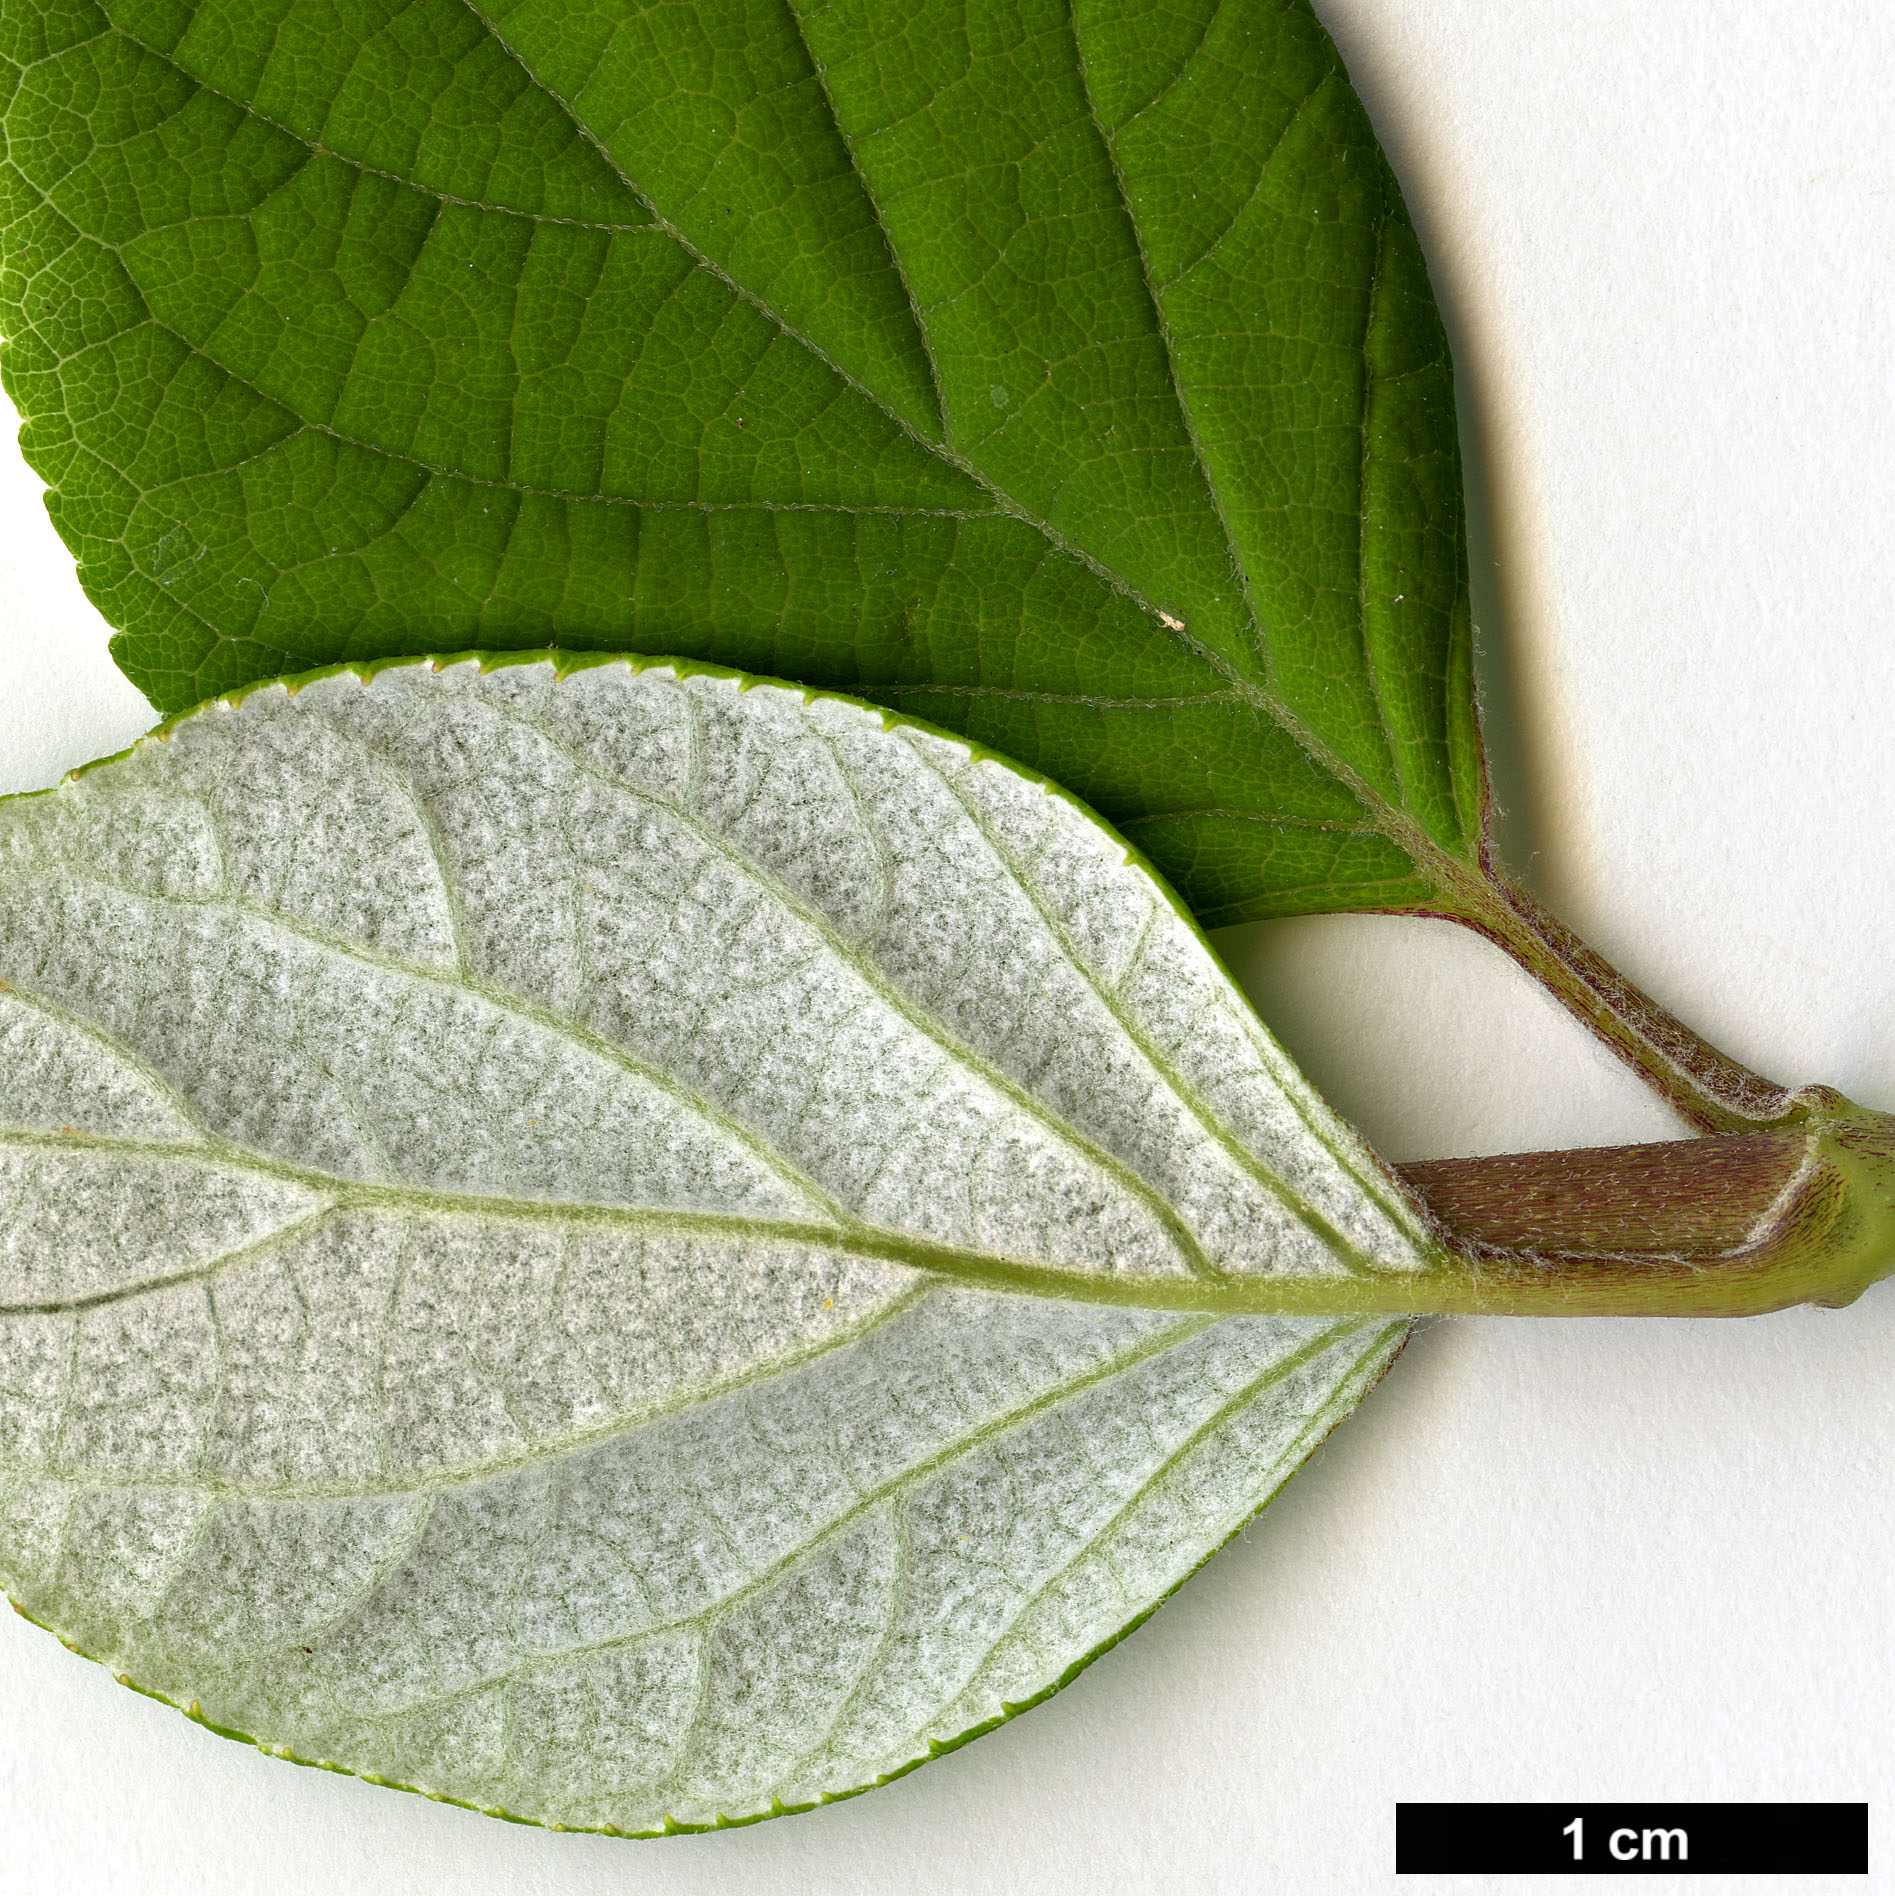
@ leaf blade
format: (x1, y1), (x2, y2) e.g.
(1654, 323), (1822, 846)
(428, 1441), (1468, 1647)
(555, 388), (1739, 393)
(0, 654), (1425, 1827)
(1, 0), (1485, 924)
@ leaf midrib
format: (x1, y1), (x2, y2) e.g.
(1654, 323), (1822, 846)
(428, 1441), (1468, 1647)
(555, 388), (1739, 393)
(2, 659), (1434, 1314)
(0, 1122), (1415, 1323)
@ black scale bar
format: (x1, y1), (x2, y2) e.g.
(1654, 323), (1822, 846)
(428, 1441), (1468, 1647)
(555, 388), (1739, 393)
(1396, 1803), (1867, 1875)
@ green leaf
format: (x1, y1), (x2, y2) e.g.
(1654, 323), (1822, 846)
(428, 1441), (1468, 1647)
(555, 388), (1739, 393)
(0, 0), (1485, 927)
(0, 652), (1419, 1832)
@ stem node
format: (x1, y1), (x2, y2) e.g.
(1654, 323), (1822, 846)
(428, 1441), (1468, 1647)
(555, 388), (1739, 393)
(1395, 1090), (1895, 1316)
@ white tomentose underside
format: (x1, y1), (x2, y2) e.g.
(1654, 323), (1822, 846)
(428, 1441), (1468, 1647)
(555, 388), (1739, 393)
(0, 656), (1420, 1831)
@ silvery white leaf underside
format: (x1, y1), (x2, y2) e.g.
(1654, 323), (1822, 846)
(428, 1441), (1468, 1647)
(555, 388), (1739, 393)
(0, 654), (1423, 1831)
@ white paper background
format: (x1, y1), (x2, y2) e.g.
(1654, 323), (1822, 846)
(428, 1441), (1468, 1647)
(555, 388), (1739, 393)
(1, 2), (1890, 1887)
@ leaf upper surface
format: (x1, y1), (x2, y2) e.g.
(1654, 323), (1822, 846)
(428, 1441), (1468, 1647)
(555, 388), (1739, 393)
(0, 0), (1485, 925)
(0, 653), (1418, 1830)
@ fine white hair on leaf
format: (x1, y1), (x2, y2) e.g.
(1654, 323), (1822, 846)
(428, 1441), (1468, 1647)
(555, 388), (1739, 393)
(0, 654), (1419, 1833)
